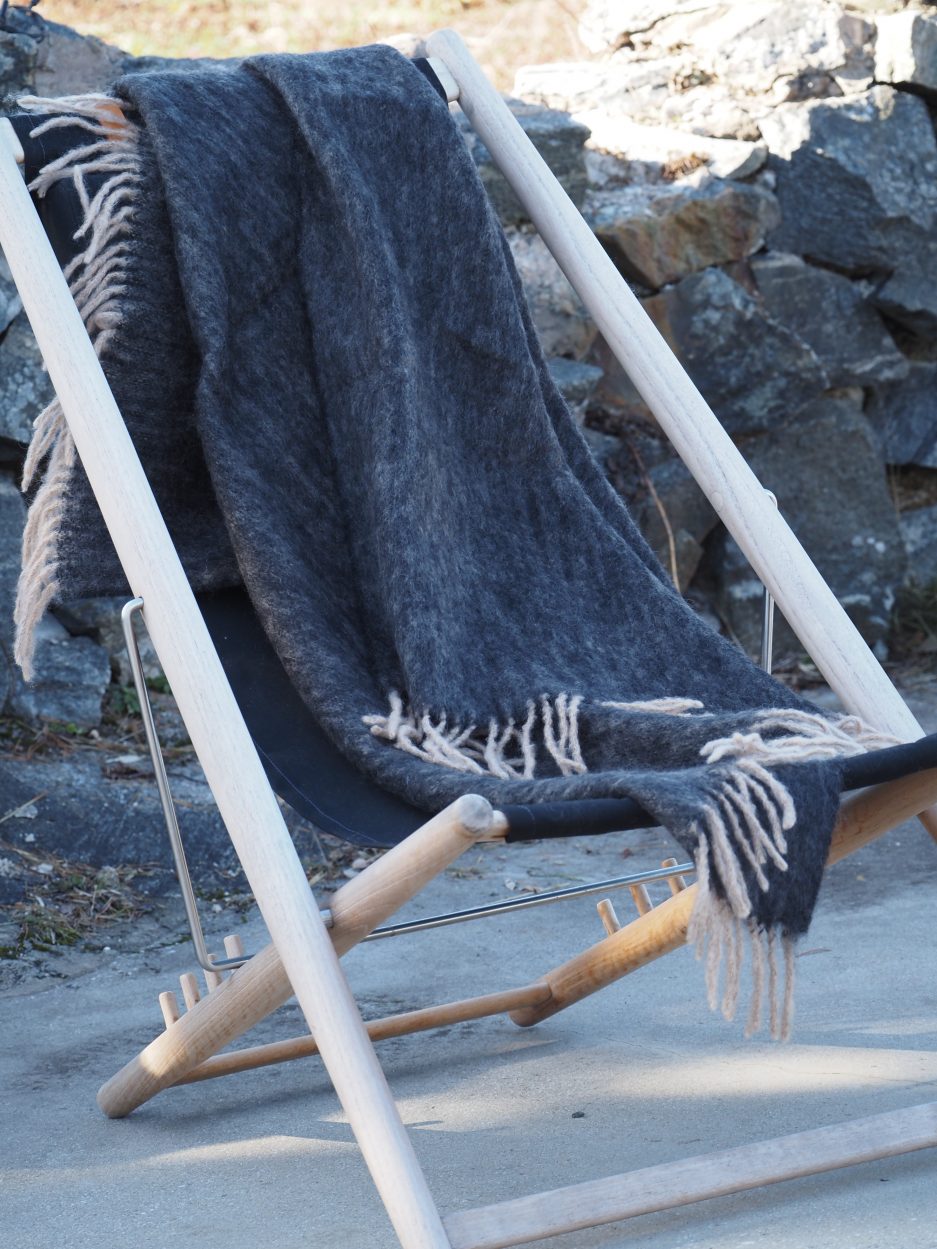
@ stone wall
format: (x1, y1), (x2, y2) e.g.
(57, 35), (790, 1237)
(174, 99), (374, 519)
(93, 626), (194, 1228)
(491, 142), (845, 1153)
(0, 3), (935, 732)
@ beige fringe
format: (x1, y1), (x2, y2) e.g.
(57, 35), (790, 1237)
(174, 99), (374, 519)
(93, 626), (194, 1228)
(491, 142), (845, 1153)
(368, 694), (888, 1041)
(686, 705), (894, 1041)
(13, 93), (141, 681)
(363, 691), (590, 780)
(600, 697), (706, 715)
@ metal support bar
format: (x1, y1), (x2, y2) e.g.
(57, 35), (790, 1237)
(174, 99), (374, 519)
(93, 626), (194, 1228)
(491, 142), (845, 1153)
(362, 861), (695, 941)
(760, 490), (777, 672)
(121, 598), (249, 974)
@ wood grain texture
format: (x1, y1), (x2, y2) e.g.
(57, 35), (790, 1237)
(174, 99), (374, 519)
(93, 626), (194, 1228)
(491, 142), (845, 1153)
(424, 32), (937, 845)
(177, 984), (552, 1084)
(97, 795), (494, 1117)
(444, 1102), (937, 1248)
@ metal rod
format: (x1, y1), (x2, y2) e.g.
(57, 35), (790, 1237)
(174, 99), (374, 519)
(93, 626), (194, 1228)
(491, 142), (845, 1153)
(121, 598), (249, 973)
(362, 861), (695, 940)
(760, 490), (777, 673)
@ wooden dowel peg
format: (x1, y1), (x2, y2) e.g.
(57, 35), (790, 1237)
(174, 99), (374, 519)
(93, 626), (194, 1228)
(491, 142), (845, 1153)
(223, 933), (244, 960)
(179, 972), (201, 1011)
(629, 884), (653, 916)
(662, 858), (687, 894)
(159, 991), (180, 1030)
(596, 899), (621, 935)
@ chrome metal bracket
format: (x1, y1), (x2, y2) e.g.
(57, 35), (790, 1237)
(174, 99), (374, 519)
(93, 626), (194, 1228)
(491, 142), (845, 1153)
(122, 597), (251, 973)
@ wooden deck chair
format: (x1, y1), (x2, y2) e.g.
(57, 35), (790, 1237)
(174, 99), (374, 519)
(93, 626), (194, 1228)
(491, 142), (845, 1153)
(1, 27), (936, 1249)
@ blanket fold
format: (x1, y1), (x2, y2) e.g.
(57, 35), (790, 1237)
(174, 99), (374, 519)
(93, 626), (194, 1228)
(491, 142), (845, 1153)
(13, 46), (895, 1038)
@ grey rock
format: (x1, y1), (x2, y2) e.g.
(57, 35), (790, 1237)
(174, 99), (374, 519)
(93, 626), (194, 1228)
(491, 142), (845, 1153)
(0, 478), (110, 727)
(900, 504), (937, 585)
(0, 749), (329, 886)
(588, 177), (779, 289)
(714, 396), (906, 654)
(682, 3), (873, 100)
(514, 56), (758, 142)
(33, 19), (128, 96)
(0, 29), (36, 100)
(0, 252), (22, 336)
(751, 252), (908, 387)
(578, 0), (712, 54)
(876, 11), (937, 92)
(0, 311), (53, 446)
(584, 119), (767, 182)
(875, 243), (937, 336)
(641, 267), (827, 435)
(507, 230), (597, 359)
(762, 86), (937, 284)
(54, 596), (163, 687)
(457, 100), (589, 226)
(866, 361), (937, 468)
(547, 357), (604, 417)
(0, 473), (25, 641)
(6, 631), (111, 728)
(633, 456), (718, 590)
(577, 2), (874, 99)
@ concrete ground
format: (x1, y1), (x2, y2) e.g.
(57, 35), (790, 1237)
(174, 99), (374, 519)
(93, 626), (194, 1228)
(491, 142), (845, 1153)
(2, 682), (937, 1249)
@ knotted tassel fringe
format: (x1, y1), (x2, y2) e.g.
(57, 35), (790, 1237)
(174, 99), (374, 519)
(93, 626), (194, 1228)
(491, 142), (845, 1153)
(13, 93), (141, 681)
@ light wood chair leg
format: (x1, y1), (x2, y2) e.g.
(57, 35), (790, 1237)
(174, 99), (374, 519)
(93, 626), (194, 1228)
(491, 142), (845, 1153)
(510, 767), (937, 1027)
(97, 794), (498, 1118)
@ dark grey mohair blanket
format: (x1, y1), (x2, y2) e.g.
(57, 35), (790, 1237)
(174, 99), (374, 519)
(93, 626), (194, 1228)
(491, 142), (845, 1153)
(15, 46), (892, 1036)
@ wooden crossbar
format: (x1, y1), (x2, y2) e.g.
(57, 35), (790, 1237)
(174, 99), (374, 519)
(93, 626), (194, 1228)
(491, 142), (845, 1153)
(443, 1102), (937, 1249)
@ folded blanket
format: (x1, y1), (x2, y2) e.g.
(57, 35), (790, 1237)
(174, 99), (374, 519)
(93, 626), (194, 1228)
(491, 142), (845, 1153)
(14, 46), (894, 1037)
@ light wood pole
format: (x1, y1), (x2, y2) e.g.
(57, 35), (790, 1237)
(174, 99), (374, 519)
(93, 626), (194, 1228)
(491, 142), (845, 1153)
(425, 28), (937, 844)
(0, 118), (453, 1249)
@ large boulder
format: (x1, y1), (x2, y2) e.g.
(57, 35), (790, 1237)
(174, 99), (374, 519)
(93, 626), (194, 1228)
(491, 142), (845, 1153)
(507, 230), (597, 358)
(33, 19), (128, 96)
(900, 503), (937, 585)
(713, 396), (907, 655)
(750, 252), (908, 387)
(865, 361), (937, 468)
(455, 100), (589, 227)
(587, 176), (779, 288)
(640, 266), (827, 435)
(577, 1), (874, 97)
(0, 476), (110, 727)
(876, 10), (937, 93)
(0, 311), (53, 448)
(761, 86), (937, 332)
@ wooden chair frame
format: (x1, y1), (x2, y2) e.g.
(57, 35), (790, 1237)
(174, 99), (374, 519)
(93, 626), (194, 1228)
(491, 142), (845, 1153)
(0, 28), (935, 1248)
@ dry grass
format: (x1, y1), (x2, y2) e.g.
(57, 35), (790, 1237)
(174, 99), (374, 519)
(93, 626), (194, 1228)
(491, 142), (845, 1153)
(37, 0), (588, 88)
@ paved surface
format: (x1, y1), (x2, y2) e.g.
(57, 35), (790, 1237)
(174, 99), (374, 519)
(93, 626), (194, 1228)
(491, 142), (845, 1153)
(2, 682), (937, 1249)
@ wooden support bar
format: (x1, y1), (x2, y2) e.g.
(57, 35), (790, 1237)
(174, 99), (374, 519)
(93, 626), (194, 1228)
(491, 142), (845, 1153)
(223, 934), (245, 961)
(628, 884), (653, 916)
(596, 899), (621, 935)
(158, 991), (180, 1030)
(443, 1102), (937, 1249)
(662, 858), (687, 894)
(510, 766), (937, 1027)
(179, 972), (200, 1011)
(97, 794), (496, 1118)
(425, 29), (937, 845)
(177, 984), (552, 1085)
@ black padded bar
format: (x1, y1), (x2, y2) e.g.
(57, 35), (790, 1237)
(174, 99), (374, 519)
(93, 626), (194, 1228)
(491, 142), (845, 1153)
(500, 732), (937, 841)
